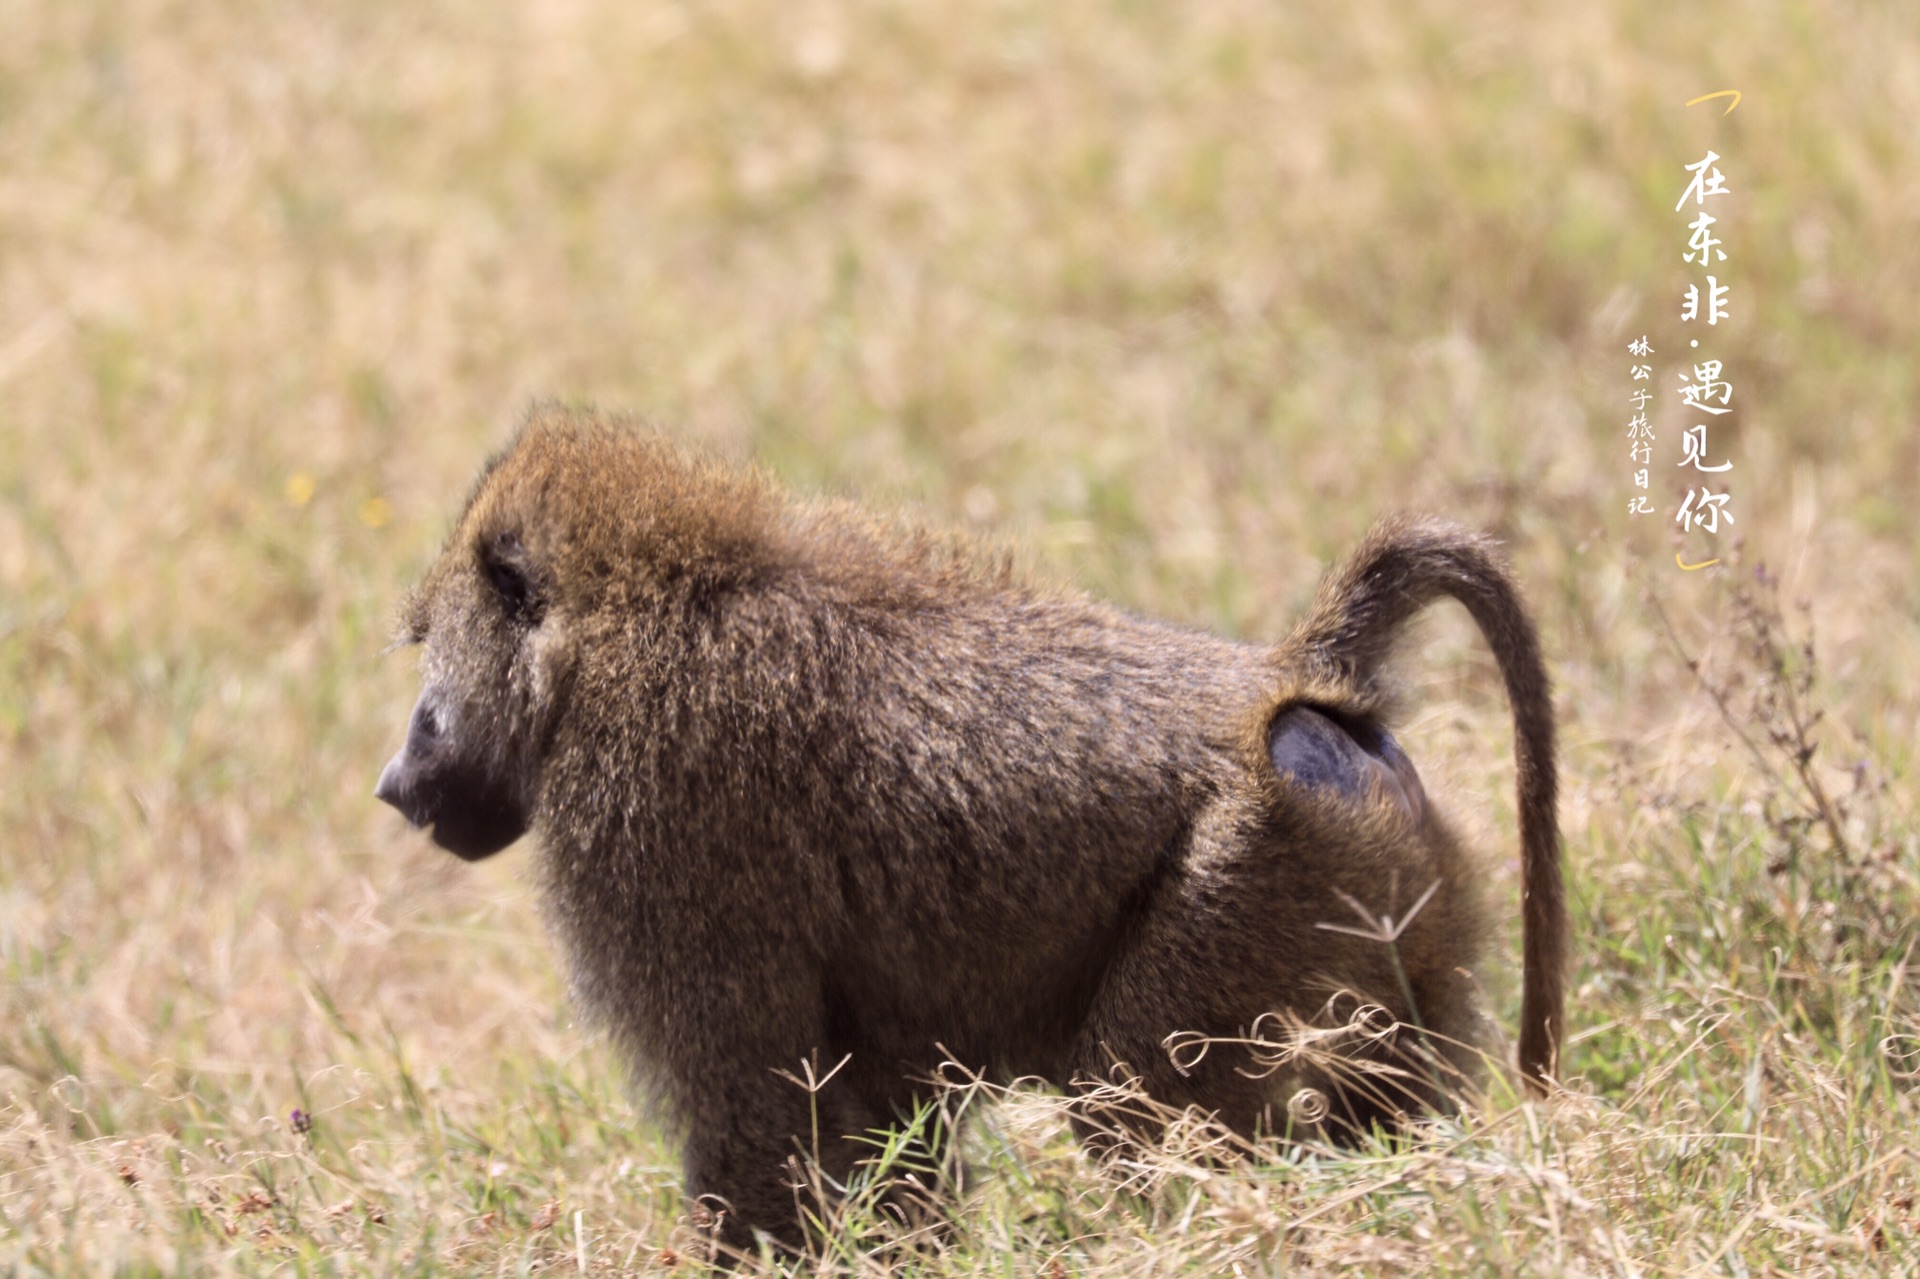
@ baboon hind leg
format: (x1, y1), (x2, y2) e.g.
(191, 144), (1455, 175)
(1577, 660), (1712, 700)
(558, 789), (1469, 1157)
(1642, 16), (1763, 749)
(1064, 808), (1474, 1149)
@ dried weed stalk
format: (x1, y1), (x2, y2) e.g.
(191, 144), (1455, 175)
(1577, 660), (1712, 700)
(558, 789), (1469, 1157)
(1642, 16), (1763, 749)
(1650, 553), (1915, 960)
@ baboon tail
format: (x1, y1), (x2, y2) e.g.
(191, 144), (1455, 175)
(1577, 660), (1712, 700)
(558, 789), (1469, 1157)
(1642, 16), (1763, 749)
(1288, 515), (1562, 1092)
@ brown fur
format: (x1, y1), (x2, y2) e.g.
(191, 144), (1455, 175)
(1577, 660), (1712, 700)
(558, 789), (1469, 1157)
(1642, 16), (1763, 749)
(375, 405), (1563, 1252)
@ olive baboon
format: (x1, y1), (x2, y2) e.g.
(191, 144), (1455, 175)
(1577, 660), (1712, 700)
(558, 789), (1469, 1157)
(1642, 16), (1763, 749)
(375, 406), (1562, 1251)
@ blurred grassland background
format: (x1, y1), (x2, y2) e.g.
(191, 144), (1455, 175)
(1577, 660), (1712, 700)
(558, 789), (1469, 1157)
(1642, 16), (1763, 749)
(2, 0), (1917, 1273)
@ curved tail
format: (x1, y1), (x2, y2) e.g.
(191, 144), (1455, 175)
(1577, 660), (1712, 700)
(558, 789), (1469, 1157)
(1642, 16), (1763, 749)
(1288, 515), (1562, 1091)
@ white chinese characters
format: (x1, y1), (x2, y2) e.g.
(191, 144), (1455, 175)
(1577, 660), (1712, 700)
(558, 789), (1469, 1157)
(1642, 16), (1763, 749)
(1675, 149), (1738, 540)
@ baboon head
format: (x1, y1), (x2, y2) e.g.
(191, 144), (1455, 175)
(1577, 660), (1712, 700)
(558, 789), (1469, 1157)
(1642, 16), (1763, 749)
(375, 515), (563, 861)
(373, 418), (777, 862)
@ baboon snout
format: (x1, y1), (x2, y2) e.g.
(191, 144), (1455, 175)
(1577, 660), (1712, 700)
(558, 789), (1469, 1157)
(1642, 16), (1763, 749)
(374, 697), (440, 828)
(373, 692), (531, 861)
(373, 750), (424, 824)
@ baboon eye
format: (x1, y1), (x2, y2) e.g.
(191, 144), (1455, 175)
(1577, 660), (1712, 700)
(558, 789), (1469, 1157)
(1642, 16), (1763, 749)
(482, 532), (545, 626)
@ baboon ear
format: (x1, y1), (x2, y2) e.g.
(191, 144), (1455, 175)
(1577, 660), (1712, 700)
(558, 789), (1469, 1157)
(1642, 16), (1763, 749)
(1268, 705), (1426, 822)
(481, 530), (545, 626)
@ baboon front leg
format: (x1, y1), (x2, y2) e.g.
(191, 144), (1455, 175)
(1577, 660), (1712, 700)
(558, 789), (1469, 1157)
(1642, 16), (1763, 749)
(681, 1064), (887, 1256)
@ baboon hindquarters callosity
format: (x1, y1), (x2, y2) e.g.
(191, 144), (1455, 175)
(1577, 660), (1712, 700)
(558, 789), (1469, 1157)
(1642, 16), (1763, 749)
(376, 407), (1561, 1250)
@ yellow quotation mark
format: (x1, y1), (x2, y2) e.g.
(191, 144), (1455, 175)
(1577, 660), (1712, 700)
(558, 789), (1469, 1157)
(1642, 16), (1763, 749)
(1686, 90), (1741, 114)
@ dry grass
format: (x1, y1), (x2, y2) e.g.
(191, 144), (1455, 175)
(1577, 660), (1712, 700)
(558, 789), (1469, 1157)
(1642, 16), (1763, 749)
(2, 0), (1916, 1273)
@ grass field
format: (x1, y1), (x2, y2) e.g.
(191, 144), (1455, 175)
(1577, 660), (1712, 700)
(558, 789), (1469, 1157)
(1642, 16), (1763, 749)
(2, 0), (1916, 1273)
